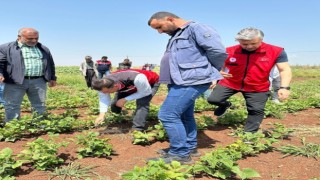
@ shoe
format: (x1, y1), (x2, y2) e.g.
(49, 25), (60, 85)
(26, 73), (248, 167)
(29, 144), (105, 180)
(214, 102), (232, 116)
(147, 154), (193, 165)
(271, 99), (282, 104)
(157, 148), (201, 157)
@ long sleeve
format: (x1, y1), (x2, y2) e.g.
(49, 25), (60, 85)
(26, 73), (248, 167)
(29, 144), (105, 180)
(99, 91), (111, 113)
(124, 74), (152, 101)
(191, 24), (228, 71)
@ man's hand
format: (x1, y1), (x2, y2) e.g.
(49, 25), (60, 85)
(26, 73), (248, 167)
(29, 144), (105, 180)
(48, 80), (57, 87)
(278, 89), (290, 100)
(0, 76), (4, 83)
(116, 98), (127, 108)
(220, 71), (233, 78)
(209, 80), (217, 89)
(95, 113), (106, 126)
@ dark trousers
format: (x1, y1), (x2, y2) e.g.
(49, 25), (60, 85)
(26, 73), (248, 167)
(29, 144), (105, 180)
(207, 84), (270, 132)
(111, 83), (159, 130)
(85, 69), (97, 88)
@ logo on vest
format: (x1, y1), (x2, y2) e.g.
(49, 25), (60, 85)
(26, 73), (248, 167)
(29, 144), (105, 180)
(230, 58), (237, 62)
(260, 57), (270, 62)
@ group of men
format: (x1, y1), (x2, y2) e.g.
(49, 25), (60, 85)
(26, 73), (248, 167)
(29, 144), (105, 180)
(0, 11), (292, 165)
(79, 55), (112, 88)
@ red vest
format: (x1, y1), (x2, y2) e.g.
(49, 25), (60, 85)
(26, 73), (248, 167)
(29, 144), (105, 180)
(114, 69), (159, 85)
(219, 42), (283, 92)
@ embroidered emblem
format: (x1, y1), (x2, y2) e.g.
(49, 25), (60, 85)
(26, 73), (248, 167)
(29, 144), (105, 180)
(230, 58), (236, 62)
(203, 34), (211, 38)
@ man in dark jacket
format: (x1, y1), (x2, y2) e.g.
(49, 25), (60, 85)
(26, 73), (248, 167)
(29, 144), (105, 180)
(0, 27), (56, 122)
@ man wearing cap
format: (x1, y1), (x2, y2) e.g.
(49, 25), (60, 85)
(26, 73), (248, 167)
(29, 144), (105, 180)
(207, 27), (292, 134)
(96, 56), (112, 78)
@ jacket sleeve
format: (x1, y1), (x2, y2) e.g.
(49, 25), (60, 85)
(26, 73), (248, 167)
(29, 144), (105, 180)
(0, 44), (7, 77)
(191, 24), (228, 71)
(49, 52), (56, 80)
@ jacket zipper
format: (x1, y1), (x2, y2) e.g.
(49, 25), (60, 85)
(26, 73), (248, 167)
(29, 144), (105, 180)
(240, 54), (250, 90)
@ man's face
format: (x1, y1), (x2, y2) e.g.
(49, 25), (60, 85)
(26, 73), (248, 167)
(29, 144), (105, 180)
(100, 85), (118, 94)
(18, 31), (39, 47)
(149, 17), (178, 36)
(102, 57), (107, 61)
(238, 37), (262, 52)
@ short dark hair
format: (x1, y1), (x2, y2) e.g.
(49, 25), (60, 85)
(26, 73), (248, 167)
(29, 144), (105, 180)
(101, 56), (108, 59)
(91, 78), (115, 91)
(148, 11), (179, 25)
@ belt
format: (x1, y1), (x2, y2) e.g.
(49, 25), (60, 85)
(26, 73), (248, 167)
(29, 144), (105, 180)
(24, 76), (43, 79)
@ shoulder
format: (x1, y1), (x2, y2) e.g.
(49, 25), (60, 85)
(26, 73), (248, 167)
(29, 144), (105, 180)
(37, 43), (51, 52)
(0, 41), (17, 49)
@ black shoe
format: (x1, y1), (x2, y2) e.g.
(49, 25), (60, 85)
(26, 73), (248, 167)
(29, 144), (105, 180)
(157, 148), (201, 157)
(147, 154), (193, 165)
(214, 102), (232, 116)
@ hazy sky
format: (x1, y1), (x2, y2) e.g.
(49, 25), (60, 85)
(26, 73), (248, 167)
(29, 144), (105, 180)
(1, 0), (319, 66)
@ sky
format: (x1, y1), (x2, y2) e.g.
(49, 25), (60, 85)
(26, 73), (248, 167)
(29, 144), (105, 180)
(1, 0), (320, 66)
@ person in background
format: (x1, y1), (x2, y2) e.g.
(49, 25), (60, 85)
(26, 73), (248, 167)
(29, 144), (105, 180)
(96, 56), (112, 78)
(0, 27), (57, 122)
(118, 58), (132, 70)
(207, 27), (292, 134)
(147, 11), (227, 164)
(269, 65), (281, 104)
(92, 69), (159, 131)
(80, 55), (98, 89)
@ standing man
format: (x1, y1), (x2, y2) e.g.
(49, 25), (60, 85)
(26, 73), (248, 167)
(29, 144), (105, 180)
(96, 56), (112, 78)
(147, 11), (227, 164)
(80, 55), (98, 88)
(0, 28), (57, 122)
(269, 65), (281, 104)
(92, 69), (159, 131)
(207, 27), (292, 133)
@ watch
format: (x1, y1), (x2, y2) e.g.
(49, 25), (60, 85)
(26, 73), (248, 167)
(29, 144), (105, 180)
(280, 86), (290, 90)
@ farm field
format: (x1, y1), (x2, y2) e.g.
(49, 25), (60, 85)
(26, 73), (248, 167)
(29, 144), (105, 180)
(0, 66), (320, 180)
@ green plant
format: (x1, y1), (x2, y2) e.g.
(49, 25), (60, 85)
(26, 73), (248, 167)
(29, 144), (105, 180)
(196, 115), (216, 130)
(48, 162), (101, 180)
(0, 148), (23, 180)
(132, 122), (168, 145)
(192, 147), (260, 180)
(277, 137), (320, 159)
(266, 122), (293, 139)
(76, 131), (113, 158)
(122, 159), (192, 180)
(217, 109), (247, 125)
(132, 130), (156, 145)
(17, 134), (68, 170)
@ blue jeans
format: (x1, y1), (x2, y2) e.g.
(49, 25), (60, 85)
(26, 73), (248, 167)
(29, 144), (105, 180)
(0, 83), (5, 105)
(158, 83), (210, 157)
(3, 78), (47, 122)
(98, 71), (110, 79)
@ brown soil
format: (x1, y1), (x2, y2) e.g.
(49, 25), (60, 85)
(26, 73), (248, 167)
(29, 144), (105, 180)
(1, 108), (320, 180)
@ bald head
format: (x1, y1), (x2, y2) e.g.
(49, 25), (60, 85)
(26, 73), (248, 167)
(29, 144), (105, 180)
(18, 28), (39, 46)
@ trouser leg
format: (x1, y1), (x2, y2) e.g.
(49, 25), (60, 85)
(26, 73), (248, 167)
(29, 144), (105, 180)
(242, 91), (270, 132)
(207, 84), (238, 107)
(3, 83), (27, 122)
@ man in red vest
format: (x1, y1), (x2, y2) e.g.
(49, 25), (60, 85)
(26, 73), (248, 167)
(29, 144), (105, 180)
(92, 69), (159, 131)
(207, 27), (292, 133)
